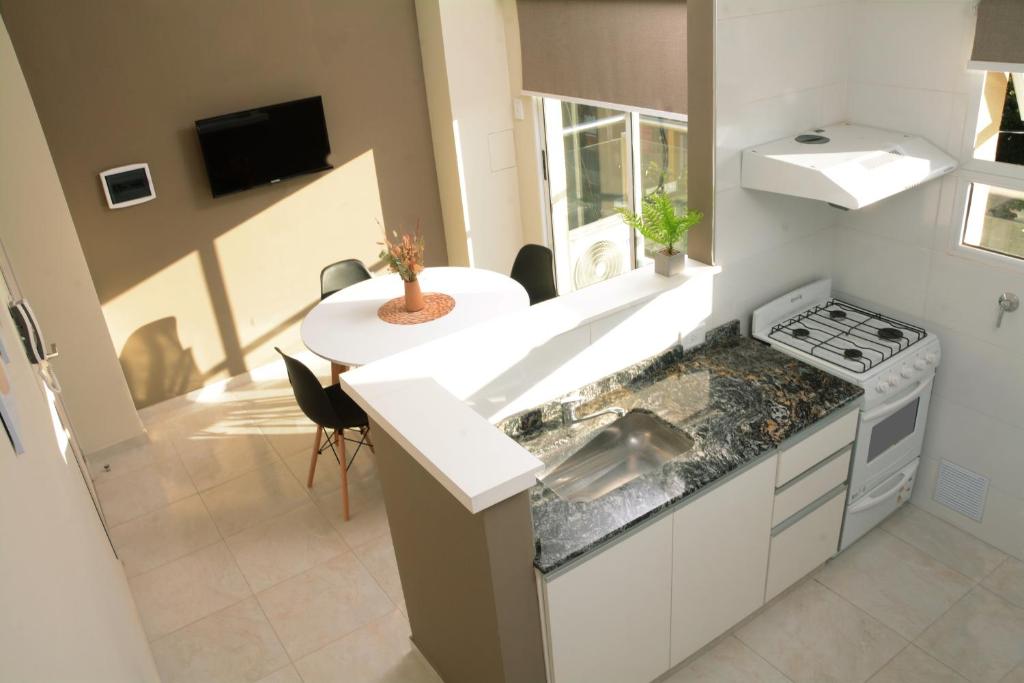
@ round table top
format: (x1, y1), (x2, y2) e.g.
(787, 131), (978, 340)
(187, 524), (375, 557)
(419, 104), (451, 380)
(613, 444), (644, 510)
(301, 266), (530, 367)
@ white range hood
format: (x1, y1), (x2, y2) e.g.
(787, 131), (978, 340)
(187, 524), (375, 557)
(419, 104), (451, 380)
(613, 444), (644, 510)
(741, 123), (957, 210)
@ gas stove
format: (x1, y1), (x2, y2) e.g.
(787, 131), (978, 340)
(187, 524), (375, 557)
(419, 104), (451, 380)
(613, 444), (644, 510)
(753, 279), (940, 551)
(752, 280), (939, 410)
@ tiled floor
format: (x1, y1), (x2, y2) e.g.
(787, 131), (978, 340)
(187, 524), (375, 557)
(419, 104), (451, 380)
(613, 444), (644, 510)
(89, 361), (440, 683)
(91, 367), (1024, 683)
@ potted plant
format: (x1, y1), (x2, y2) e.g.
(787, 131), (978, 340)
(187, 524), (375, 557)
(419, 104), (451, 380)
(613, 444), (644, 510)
(617, 192), (703, 277)
(380, 221), (426, 312)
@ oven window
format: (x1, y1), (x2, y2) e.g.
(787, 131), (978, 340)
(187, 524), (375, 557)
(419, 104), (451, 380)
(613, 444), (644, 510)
(868, 399), (920, 462)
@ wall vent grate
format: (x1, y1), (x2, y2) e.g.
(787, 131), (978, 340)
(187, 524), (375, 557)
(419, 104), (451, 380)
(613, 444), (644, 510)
(933, 460), (989, 522)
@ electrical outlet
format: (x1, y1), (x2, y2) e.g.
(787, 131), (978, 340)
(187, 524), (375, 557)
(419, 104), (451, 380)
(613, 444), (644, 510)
(681, 322), (707, 351)
(512, 98), (525, 120)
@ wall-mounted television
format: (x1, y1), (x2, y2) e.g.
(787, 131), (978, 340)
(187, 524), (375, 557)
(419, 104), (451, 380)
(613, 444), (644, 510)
(195, 96), (332, 197)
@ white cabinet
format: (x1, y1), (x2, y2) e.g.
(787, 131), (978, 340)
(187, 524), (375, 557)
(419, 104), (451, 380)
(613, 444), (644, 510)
(541, 516), (672, 683)
(670, 455), (777, 665)
(765, 488), (846, 601)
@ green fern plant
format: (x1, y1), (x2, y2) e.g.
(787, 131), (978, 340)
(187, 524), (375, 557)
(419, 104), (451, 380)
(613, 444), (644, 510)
(616, 192), (703, 256)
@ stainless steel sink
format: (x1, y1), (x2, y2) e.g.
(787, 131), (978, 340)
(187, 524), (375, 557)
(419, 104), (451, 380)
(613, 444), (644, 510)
(540, 410), (694, 503)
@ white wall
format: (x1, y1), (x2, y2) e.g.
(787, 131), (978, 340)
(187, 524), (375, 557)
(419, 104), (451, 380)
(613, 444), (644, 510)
(0, 15), (143, 455)
(416, 0), (526, 274)
(831, 0), (1024, 559)
(0, 15), (158, 680)
(710, 0), (849, 331)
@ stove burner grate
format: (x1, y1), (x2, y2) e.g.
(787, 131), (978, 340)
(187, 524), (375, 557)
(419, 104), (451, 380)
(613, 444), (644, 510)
(767, 298), (926, 373)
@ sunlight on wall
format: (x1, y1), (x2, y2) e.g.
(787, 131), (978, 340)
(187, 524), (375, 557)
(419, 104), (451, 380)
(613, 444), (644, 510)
(102, 151), (386, 408)
(214, 149), (385, 369)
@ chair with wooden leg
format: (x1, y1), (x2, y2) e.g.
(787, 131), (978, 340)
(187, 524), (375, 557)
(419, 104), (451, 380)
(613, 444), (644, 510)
(320, 259), (372, 384)
(275, 348), (372, 521)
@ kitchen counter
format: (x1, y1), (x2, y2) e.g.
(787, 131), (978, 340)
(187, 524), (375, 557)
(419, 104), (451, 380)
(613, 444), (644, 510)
(499, 322), (864, 574)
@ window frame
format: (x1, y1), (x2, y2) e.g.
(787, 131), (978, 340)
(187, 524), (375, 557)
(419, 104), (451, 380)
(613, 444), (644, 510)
(947, 71), (1024, 272)
(536, 93), (689, 293)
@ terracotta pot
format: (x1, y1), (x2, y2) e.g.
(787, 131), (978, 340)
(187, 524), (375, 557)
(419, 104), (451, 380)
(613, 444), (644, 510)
(404, 278), (425, 312)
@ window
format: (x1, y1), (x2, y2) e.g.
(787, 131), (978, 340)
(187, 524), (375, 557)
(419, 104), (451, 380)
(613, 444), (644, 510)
(958, 72), (1024, 264)
(541, 98), (687, 292)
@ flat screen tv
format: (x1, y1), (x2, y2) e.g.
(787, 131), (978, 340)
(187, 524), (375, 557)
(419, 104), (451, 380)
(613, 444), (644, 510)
(195, 96), (332, 197)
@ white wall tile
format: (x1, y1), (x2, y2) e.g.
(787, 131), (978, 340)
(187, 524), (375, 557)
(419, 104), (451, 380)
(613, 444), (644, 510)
(927, 322), (1024, 430)
(847, 82), (954, 149)
(719, 0), (846, 21)
(718, 87), (831, 191)
(838, 181), (942, 249)
(924, 252), (1024, 352)
(716, 186), (837, 265)
(717, 6), (835, 110)
(923, 394), (1024, 499)
(832, 227), (932, 317)
(846, 2), (973, 93)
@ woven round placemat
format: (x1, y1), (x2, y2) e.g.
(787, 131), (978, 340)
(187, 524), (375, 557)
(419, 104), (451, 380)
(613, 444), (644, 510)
(377, 292), (456, 325)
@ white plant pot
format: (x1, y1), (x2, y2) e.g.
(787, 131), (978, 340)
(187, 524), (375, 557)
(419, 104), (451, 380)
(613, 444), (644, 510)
(654, 250), (686, 277)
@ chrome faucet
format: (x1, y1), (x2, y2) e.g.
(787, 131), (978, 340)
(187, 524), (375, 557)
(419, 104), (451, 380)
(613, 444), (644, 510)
(560, 395), (626, 427)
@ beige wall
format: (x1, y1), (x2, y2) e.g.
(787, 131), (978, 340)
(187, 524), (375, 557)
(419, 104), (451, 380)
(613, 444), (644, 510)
(0, 14), (158, 680)
(0, 0), (447, 408)
(0, 8), (142, 451)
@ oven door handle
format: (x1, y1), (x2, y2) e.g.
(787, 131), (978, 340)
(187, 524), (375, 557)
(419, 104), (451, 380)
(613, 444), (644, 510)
(862, 376), (932, 422)
(847, 468), (912, 513)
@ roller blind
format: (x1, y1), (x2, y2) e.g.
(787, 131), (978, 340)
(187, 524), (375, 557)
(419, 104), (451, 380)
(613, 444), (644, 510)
(969, 0), (1024, 71)
(517, 0), (687, 115)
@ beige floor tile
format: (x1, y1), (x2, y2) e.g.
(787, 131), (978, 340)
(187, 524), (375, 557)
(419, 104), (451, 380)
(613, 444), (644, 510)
(735, 580), (906, 683)
(259, 414), (320, 460)
(129, 542), (252, 640)
(150, 597), (288, 683)
(295, 610), (441, 683)
(866, 645), (965, 683)
(353, 534), (406, 614)
(95, 452), (196, 526)
(257, 551), (394, 660)
(817, 529), (974, 639)
(109, 495), (220, 576)
(177, 430), (280, 491)
(664, 635), (790, 682)
(315, 477), (391, 548)
(255, 665), (302, 683)
(916, 586), (1024, 682)
(86, 436), (179, 482)
(882, 504), (1006, 581)
(983, 557), (1024, 609)
(225, 503), (349, 592)
(283, 446), (340, 497)
(201, 461), (310, 537)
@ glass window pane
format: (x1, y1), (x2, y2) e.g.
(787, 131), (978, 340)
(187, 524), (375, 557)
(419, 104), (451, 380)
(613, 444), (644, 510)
(637, 115), (688, 260)
(974, 72), (1024, 166)
(963, 183), (1024, 261)
(560, 103), (628, 231)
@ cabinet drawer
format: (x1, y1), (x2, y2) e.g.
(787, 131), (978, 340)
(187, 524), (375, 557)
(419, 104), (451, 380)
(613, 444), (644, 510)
(765, 487), (846, 601)
(776, 410), (857, 487)
(773, 447), (851, 526)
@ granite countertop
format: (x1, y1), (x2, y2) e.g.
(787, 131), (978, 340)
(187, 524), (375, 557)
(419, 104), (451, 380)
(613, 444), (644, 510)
(498, 321), (865, 575)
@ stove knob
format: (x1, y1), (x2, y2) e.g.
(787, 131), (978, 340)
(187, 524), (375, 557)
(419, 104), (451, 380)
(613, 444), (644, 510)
(876, 382), (890, 394)
(913, 358), (928, 371)
(886, 374), (899, 388)
(925, 352), (938, 365)
(900, 365), (914, 379)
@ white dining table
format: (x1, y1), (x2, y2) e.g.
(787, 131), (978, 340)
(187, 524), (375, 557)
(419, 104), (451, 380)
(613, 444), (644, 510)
(301, 266), (530, 368)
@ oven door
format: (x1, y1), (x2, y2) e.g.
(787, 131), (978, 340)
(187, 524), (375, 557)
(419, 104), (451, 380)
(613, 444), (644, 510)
(848, 373), (934, 500)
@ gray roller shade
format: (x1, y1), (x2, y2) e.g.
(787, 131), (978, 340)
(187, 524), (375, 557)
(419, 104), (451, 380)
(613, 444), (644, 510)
(969, 0), (1024, 70)
(517, 0), (687, 115)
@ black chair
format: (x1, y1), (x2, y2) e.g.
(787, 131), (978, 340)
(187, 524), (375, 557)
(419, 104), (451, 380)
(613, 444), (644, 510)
(510, 244), (557, 305)
(320, 259), (371, 300)
(319, 259), (371, 383)
(276, 348), (372, 521)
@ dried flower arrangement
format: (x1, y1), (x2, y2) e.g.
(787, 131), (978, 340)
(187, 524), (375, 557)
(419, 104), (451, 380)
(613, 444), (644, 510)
(379, 221), (425, 283)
